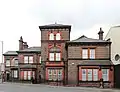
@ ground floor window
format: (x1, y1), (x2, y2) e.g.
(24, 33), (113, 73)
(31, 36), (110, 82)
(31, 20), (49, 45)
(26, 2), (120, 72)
(48, 68), (63, 81)
(102, 69), (109, 81)
(23, 71), (35, 80)
(81, 69), (98, 81)
(13, 70), (18, 78)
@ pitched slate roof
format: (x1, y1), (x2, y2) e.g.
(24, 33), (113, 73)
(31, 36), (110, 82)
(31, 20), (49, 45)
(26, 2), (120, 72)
(69, 35), (108, 43)
(39, 23), (71, 29)
(3, 51), (18, 56)
(17, 47), (41, 53)
(78, 60), (113, 66)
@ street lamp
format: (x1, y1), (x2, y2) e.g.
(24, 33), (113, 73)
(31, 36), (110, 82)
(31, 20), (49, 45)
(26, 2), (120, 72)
(0, 41), (4, 82)
(0, 41), (3, 63)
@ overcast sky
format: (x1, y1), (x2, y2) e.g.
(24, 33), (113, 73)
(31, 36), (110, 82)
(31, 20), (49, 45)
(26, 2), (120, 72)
(0, 0), (120, 63)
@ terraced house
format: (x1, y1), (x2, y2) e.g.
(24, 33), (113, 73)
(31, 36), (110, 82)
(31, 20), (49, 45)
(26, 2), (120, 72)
(3, 37), (41, 83)
(4, 24), (114, 88)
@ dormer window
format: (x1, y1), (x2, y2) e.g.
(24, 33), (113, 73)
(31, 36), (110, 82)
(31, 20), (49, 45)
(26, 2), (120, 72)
(56, 33), (61, 40)
(49, 33), (54, 40)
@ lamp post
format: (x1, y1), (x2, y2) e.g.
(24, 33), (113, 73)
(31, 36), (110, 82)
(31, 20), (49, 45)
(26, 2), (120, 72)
(0, 41), (4, 83)
(1, 41), (3, 63)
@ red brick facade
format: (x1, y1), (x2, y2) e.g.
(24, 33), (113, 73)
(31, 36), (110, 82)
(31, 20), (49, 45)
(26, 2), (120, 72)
(3, 24), (114, 88)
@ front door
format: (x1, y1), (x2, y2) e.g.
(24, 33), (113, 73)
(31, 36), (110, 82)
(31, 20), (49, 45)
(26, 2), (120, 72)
(7, 73), (10, 81)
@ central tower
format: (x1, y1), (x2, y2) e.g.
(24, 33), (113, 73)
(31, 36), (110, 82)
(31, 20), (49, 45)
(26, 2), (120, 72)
(39, 23), (71, 84)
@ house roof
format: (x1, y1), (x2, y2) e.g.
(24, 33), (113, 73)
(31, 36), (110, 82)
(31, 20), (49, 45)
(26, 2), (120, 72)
(17, 47), (41, 53)
(3, 51), (18, 56)
(68, 35), (109, 43)
(39, 23), (71, 29)
(78, 60), (113, 66)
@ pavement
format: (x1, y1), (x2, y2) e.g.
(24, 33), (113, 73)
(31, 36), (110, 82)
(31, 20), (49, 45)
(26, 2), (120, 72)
(0, 82), (119, 92)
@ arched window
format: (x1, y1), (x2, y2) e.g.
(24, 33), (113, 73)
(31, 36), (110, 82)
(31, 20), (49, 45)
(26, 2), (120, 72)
(56, 33), (60, 40)
(49, 33), (54, 40)
(49, 46), (61, 61)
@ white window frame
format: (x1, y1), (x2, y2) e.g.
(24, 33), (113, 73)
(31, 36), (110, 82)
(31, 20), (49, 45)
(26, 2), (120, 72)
(56, 53), (61, 61)
(90, 49), (95, 59)
(49, 33), (54, 40)
(93, 69), (98, 81)
(102, 69), (109, 81)
(39, 56), (41, 63)
(49, 53), (54, 61)
(82, 49), (88, 59)
(29, 56), (33, 63)
(14, 70), (18, 78)
(58, 69), (62, 81)
(6, 60), (10, 66)
(24, 56), (28, 63)
(56, 33), (60, 40)
(48, 69), (52, 80)
(14, 59), (18, 66)
(53, 69), (57, 81)
(82, 69), (86, 81)
(88, 69), (92, 81)
(24, 71), (27, 80)
(28, 71), (31, 80)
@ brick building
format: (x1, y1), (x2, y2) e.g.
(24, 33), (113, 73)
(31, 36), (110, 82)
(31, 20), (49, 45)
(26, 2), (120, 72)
(66, 28), (114, 87)
(39, 24), (114, 87)
(3, 36), (41, 82)
(39, 24), (71, 85)
(3, 24), (114, 88)
(3, 51), (18, 81)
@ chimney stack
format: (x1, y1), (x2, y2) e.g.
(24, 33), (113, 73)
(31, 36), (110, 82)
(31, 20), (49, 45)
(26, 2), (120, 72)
(23, 42), (28, 49)
(98, 27), (104, 40)
(19, 36), (24, 50)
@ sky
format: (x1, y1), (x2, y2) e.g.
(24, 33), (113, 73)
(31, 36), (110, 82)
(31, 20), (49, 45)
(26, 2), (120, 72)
(0, 0), (120, 63)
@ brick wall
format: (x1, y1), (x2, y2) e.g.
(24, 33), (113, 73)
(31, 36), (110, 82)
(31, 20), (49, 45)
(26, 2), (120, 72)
(68, 45), (110, 59)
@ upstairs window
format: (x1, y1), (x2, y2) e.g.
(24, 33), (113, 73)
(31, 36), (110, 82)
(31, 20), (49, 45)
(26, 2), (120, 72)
(24, 56), (28, 63)
(6, 60), (10, 66)
(49, 33), (54, 40)
(29, 56), (33, 63)
(49, 46), (61, 61)
(82, 49), (88, 59)
(49, 53), (54, 61)
(24, 56), (33, 63)
(56, 33), (60, 40)
(82, 48), (95, 59)
(56, 53), (61, 61)
(90, 49), (95, 59)
(14, 59), (18, 66)
(39, 56), (41, 63)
